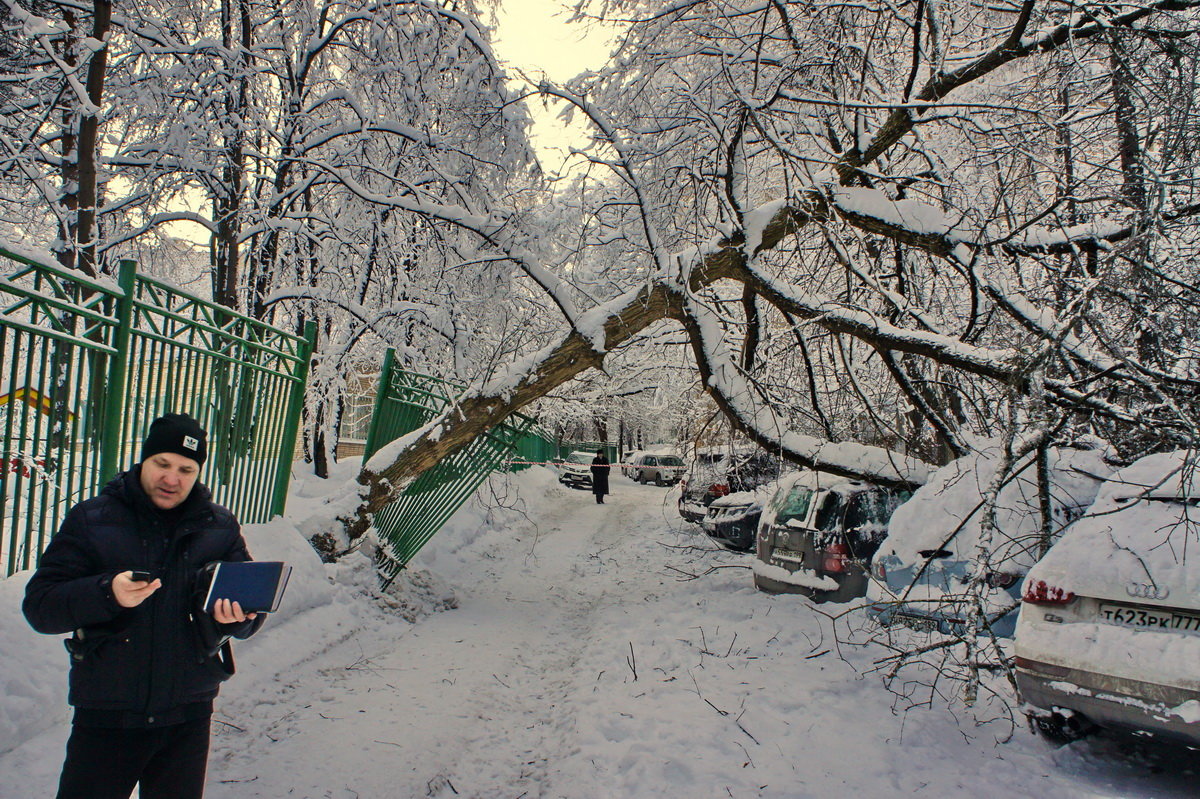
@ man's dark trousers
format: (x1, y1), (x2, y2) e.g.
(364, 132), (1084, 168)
(56, 716), (211, 799)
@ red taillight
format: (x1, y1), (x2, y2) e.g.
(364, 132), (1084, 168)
(1022, 579), (1075, 605)
(821, 542), (851, 574)
(711, 483), (730, 497)
(872, 560), (885, 581)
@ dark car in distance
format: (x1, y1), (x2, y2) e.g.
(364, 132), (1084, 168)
(701, 482), (780, 551)
(679, 448), (783, 525)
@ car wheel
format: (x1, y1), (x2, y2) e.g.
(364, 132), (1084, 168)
(637, 474), (646, 484)
(1029, 712), (1093, 744)
(655, 473), (666, 486)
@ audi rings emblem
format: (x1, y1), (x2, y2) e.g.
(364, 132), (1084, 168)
(1126, 581), (1170, 601)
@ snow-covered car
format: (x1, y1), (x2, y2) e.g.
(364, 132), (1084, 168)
(631, 453), (685, 486)
(867, 442), (1112, 637)
(700, 481), (780, 551)
(678, 448), (781, 524)
(1014, 450), (1200, 747)
(621, 451), (646, 478)
(753, 471), (914, 601)
(558, 450), (595, 488)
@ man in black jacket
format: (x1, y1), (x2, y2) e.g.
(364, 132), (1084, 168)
(24, 413), (263, 799)
(591, 449), (610, 504)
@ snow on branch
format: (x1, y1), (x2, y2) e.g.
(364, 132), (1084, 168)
(841, 0), (1200, 178)
(679, 290), (931, 487)
(312, 164), (584, 328)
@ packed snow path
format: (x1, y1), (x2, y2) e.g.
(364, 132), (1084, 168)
(215, 480), (673, 797)
(208, 476), (1195, 798)
(2, 470), (1194, 797)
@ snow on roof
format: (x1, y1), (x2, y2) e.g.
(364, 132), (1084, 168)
(1032, 450), (1199, 592)
(772, 468), (884, 494)
(878, 443), (1113, 569)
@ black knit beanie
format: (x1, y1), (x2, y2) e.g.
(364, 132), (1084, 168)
(141, 413), (208, 466)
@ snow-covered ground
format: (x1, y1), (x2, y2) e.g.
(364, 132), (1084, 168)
(1, 461), (1196, 797)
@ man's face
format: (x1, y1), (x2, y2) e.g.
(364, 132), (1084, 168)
(140, 452), (201, 509)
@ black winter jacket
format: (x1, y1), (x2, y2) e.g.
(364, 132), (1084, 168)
(23, 467), (259, 728)
(591, 456), (610, 496)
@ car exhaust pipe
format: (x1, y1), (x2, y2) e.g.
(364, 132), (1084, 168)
(1031, 708), (1094, 742)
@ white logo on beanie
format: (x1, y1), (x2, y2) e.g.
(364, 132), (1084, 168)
(183, 435), (199, 451)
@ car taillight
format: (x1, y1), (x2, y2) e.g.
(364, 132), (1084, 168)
(711, 483), (730, 497)
(821, 542), (850, 574)
(872, 560), (885, 581)
(1022, 579), (1075, 605)
(986, 571), (1021, 589)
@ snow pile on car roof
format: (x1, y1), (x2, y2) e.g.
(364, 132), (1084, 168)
(1031, 449), (1199, 589)
(877, 442), (1112, 571)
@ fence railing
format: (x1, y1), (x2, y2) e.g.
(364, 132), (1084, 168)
(363, 349), (539, 581)
(509, 429), (559, 470)
(0, 245), (315, 577)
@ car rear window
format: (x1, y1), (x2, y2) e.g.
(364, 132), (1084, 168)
(813, 492), (843, 532)
(773, 484), (814, 525)
(843, 490), (909, 541)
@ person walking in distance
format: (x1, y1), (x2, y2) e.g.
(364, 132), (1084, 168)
(23, 413), (265, 799)
(591, 449), (611, 504)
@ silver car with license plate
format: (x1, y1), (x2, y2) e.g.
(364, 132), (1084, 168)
(1014, 450), (1200, 747)
(632, 453), (685, 486)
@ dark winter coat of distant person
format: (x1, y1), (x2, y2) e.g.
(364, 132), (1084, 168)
(591, 450), (611, 504)
(23, 413), (266, 799)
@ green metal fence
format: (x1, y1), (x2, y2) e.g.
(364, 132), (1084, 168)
(363, 349), (538, 580)
(0, 245), (315, 577)
(559, 440), (618, 463)
(509, 429), (559, 471)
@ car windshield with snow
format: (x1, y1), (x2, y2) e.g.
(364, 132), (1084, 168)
(753, 471), (914, 601)
(1014, 449), (1200, 748)
(867, 442), (1113, 638)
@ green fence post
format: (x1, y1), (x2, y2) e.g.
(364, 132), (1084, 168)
(270, 320), (317, 517)
(362, 347), (395, 463)
(98, 259), (137, 483)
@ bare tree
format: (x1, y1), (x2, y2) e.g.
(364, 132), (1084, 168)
(330, 0), (1200, 552)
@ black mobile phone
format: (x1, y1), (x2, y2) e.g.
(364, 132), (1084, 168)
(129, 570), (153, 583)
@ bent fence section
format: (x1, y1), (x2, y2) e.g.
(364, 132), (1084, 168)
(0, 246), (315, 577)
(363, 349), (548, 581)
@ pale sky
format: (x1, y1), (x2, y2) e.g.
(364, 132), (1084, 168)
(490, 0), (620, 162)
(492, 0), (616, 83)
